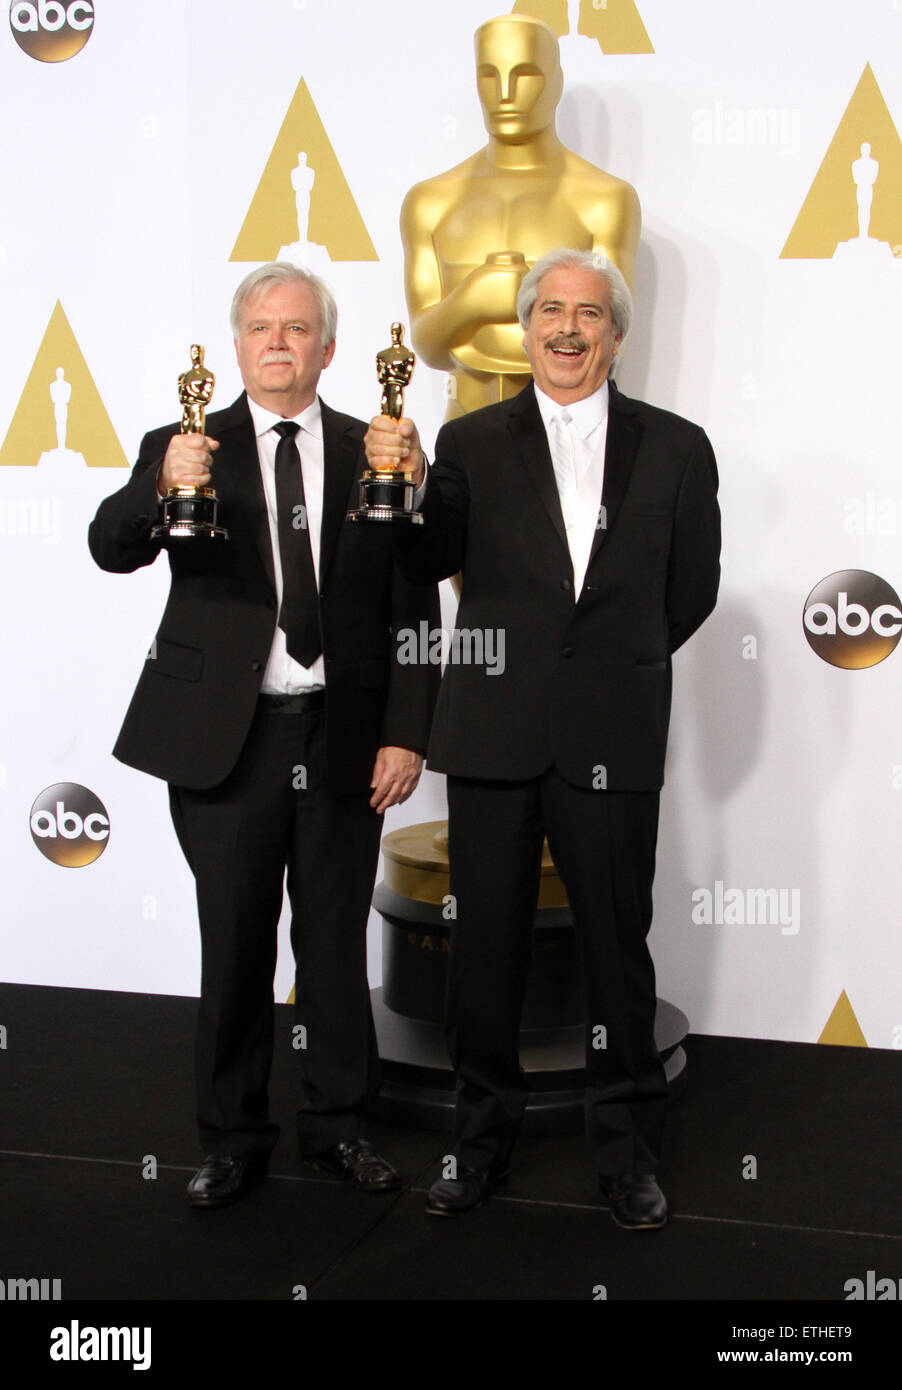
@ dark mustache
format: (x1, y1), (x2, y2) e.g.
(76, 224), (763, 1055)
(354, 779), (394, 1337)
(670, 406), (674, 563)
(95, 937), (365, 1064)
(547, 335), (587, 351)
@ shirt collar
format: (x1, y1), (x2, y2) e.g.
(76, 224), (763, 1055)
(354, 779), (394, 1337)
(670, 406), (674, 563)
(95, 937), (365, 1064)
(534, 379), (609, 441)
(247, 393), (323, 442)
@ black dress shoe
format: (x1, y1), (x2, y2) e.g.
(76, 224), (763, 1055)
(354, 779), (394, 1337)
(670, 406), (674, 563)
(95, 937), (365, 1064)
(186, 1154), (267, 1209)
(305, 1140), (400, 1191)
(425, 1164), (508, 1216)
(599, 1173), (668, 1229)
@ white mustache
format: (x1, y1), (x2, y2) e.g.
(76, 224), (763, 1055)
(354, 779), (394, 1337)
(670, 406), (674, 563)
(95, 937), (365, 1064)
(261, 350), (293, 364)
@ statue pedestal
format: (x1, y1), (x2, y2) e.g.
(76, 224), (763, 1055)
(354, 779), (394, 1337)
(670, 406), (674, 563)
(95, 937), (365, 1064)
(370, 821), (688, 1133)
(37, 447), (85, 473)
(832, 237), (896, 264)
(277, 240), (332, 273)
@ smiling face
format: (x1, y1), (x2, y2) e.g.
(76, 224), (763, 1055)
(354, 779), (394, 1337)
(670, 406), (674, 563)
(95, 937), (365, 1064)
(475, 17), (562, 142)
(522, 264), (622, 405)
(234, 279), (335, 417)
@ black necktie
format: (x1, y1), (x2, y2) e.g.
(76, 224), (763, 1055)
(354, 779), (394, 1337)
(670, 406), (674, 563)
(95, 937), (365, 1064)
(274, 420), (321, 668)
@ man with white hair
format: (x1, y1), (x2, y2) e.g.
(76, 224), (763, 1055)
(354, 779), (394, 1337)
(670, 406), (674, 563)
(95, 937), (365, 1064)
(365, 247), (720, 1228)
(90, 263), (439, 1208)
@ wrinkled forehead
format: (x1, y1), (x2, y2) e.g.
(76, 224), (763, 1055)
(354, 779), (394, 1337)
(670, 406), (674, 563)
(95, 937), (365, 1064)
(475, 18), (559, 79)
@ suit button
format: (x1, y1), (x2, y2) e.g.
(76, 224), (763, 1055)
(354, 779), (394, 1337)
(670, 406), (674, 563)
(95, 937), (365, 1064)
(560, 579), (572, 592)
(562, 647), (574, 659)
(251, 661), (262, 672)
(132, 515), (149, 528)
(265, 598), (276, 611)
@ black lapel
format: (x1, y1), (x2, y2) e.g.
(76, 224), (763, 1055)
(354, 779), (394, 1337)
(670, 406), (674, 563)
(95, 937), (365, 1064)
(507, 382), (569, 557)
(318, 398), (363, 587)
(587, 378), (643, 568)
(212, 392), (275, 593)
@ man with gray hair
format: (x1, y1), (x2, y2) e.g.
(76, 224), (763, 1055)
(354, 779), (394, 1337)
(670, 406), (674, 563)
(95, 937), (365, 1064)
(90, 262), (439, 1208)
(365, 247), (720, 1228)
(514, 248), (634, 359)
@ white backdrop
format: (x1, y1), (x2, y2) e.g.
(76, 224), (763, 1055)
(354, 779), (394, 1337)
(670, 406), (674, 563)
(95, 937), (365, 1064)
(2, 0), (901, 1051)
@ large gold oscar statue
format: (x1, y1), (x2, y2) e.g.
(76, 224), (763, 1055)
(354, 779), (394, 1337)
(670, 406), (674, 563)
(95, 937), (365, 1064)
(372, 17), (677, 1134)
(401, 11), (639, 419)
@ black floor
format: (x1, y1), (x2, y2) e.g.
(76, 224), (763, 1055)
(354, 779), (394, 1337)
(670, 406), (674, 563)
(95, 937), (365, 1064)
(0, 983), (897, 1364)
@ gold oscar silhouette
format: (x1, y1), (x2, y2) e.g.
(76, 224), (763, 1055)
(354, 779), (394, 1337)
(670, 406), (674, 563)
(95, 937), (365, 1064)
(401, 12), (639, 419)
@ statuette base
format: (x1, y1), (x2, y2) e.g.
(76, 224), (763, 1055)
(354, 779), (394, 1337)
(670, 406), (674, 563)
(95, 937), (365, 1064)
(347, 470), (423, 525)
(151, 486), (230, 544)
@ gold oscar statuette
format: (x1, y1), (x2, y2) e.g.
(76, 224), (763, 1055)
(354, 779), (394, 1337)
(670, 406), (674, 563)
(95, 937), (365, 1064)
(150, 344), (229, 544)
(347, 322), (423, 525)
(401, 13), (640, 420)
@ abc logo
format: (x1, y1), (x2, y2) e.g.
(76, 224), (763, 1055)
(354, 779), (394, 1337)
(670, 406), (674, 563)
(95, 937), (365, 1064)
(803, 569), (902, 669)
(9, 1), (93, 63)
(30, 782), (109, 867)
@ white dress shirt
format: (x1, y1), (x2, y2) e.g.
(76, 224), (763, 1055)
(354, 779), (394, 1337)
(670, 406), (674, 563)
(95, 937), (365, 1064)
(533, 380), (609, 597)
(247, 394), (326, 693)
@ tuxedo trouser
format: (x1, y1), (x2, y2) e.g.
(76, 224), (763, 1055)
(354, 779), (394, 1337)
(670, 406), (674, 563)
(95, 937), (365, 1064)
(446, 771), (668, 1176)
(169, 700), (382, 1160)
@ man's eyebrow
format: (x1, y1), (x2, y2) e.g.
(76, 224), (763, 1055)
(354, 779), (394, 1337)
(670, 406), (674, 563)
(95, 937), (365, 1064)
(538, 297), (605, 311)
(245, 315), (311, 328)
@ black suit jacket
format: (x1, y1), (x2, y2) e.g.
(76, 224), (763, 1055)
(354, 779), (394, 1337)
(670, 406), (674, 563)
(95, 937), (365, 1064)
(398, 379), (720, 791)
(89, 392), (440, 794)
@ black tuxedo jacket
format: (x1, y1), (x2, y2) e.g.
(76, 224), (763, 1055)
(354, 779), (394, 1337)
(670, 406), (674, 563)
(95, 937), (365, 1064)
(398, 379), (720, 792)
(89, 392), (440, 794)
